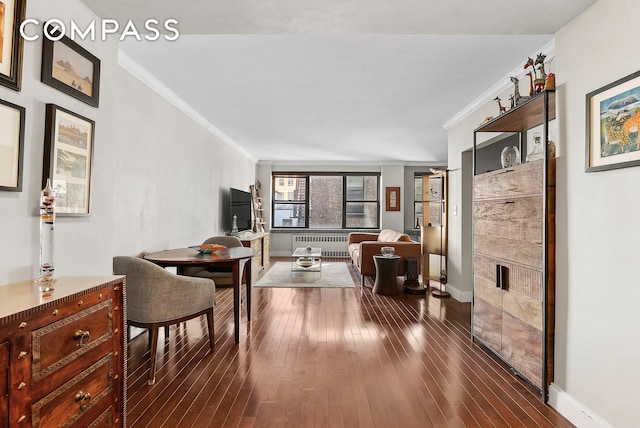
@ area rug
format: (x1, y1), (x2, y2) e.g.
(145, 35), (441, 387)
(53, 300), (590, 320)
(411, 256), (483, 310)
(255, 261), (355, 288)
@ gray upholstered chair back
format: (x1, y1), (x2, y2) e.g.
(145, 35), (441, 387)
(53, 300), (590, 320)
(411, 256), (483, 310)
(202, 236), (243, 248)
(181, 236), (244, 285)
(113, 256), (215, 324)
(113, 255), (216, 385)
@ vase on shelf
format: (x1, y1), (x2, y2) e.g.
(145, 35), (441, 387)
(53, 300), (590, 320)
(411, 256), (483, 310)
(527, 132), (544, 162)
(500, 146), (521, 168)
(547, 139), (556, 158)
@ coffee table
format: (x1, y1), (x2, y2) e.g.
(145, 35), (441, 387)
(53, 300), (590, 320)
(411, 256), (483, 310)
(292, 247), (322, 276)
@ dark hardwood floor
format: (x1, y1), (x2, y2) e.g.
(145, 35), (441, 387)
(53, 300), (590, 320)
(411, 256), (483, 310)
(126, 260), (573, 427)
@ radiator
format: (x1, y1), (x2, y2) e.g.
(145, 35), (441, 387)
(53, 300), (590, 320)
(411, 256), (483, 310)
(292, 234), (349, 258)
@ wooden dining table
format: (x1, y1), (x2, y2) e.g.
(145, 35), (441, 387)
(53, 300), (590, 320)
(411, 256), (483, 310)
(144, 246), (258, 343)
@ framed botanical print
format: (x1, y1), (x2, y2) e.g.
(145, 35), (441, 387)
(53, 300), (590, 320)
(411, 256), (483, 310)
(0, 0), (26, 90)
(42, 104), (95, 215)
(0, 98), (25, 190)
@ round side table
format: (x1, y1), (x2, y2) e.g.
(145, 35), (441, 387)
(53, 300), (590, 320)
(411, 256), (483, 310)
(372, 255), (402, 295)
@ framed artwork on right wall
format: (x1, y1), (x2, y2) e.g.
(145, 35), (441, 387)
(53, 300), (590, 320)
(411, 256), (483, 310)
(586, 69), (640, 172)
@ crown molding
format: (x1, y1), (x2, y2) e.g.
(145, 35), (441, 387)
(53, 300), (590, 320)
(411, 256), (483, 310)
(442, 40), (555, 131)
(117, 49), (257, 163)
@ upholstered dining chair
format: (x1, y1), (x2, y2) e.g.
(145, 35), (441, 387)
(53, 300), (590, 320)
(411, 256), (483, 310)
(182, 235), (244, 286)
(113, 256), (216, 385)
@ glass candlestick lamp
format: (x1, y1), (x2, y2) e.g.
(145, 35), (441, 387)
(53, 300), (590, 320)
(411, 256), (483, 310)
(35, 179), (57, 288)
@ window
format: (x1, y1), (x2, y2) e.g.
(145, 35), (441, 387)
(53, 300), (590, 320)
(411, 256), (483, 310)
(345, 176), (378, 228)
(414, 174), (426, 229)
(309, 176), (343, 228)
(272, 173), (380, 229)
(273, 175), (307, 227)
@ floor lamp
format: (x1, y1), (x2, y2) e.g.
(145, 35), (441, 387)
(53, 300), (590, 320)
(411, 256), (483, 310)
(424, 168), (450, 298)
(422, 224), (450, 298)
(431, 222), (449, 298)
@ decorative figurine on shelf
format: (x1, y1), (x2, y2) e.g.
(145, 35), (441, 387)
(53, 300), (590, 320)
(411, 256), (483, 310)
(510, 76), (529, 106)
(534, 53), (547, 93)
(545, 73), (556, 91)
(524, 53), (547, 96)
(231, 214), (239, 234)
(509, 94), (515, 108)
(524, 58), (536, 95)
(524, 54), (548, 94)
(480, 116), (494, 126)
(525, 71), (534, 96)
(494, 96), (507, 114)
(35, 179), (57, 289)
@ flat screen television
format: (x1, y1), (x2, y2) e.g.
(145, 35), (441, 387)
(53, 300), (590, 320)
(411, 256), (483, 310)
(229, 188), (253, 232)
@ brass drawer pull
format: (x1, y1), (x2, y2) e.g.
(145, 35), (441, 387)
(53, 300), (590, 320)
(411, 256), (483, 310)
(74, 330), (91, 347)
(74, 390), (92, 410)
(17, 351), (27, 360)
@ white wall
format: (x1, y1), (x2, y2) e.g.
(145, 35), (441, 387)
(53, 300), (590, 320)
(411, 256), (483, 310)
(447, 0), (640, 426)
(380, 163), (404, 232)
(550, 1), (640, 427)
(447, 104), (503, 301)
(0, 0), (255, 284)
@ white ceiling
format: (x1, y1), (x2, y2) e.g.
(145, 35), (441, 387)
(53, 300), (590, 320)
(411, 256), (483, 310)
(80, 0), (595, 163)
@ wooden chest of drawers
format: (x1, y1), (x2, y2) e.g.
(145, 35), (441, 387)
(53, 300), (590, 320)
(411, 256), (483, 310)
(0, 276), (126, 427)
(241, 233), (270, 283)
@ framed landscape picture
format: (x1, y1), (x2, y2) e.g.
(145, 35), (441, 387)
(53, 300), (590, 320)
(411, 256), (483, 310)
(0, 98), (25, 191)
(41, 30), (101, 107)
(0, 0), (26, 90)
(42, 104), (95, 215)
(586, 70), (640, 172)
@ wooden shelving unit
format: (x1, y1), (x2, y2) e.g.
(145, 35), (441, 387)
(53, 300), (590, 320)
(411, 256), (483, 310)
(421, 171), (449, 297)
(472, 90), (556, 401)
(250, 182), (265, 233)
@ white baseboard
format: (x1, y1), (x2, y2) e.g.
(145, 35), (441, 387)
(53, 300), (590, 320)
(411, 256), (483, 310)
(270, 251), (294, 257)
(548, 383), (613, 428)
(444, 284), (473, 302)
